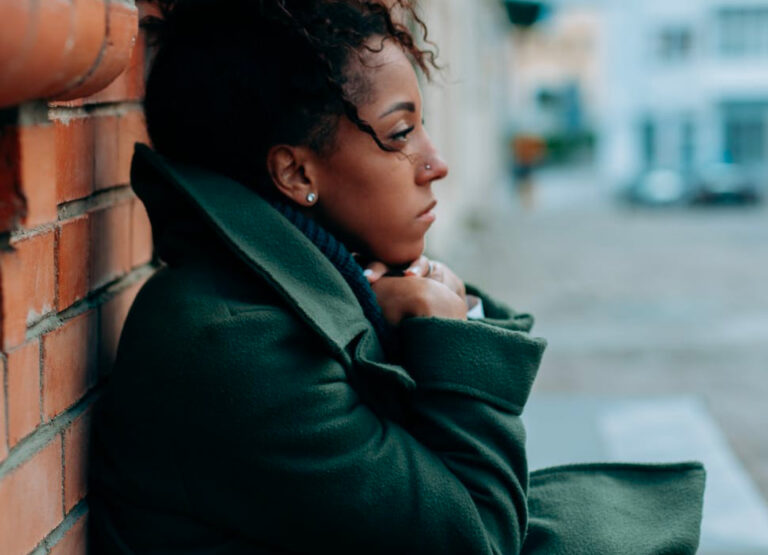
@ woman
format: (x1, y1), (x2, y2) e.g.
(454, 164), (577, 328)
(89, 1), (705, 553)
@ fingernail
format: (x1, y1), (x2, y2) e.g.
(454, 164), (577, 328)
(363, 269), (374, 278)
(406, 267), (419, 275)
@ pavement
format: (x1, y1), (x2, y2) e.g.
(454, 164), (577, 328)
(441, 166), (768, 551)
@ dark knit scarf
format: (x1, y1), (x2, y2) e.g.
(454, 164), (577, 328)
(270, 200), (396, 357)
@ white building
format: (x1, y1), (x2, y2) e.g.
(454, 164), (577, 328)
(599, 0), (768, 184)
(510, 0), (768, 187)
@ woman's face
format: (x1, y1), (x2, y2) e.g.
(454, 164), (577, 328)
(310, 39), (449, 266)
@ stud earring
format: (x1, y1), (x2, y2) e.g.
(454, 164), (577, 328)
(306, 192), (317, 204)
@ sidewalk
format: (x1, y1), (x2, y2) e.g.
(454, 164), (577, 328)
(443, 169), (768, 551)
(443, 167), (768, 499)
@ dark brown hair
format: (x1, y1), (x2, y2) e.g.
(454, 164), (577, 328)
(141, 0), (438, 193)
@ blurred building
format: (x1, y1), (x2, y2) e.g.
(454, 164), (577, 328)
(416, 0), (516, 254)
(601, 0), (768, 187)
(510, 0), (768, 189)
(507, 4), (601, 167)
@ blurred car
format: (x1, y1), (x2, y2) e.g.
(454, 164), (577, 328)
(621, 164), (763, 207)
(689, 163), (762, 205)
(621, 168), (692, 206)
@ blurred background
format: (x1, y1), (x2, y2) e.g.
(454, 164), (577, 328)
(418, 0), (768, 552)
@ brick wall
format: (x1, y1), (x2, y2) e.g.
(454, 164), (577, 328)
(0, 1), (154, 553)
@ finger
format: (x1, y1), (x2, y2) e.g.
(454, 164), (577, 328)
(405, 255), (430, 277)
(363, 261), (389, 283)
(428, 261), (443, 282)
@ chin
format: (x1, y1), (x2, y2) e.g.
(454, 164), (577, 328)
(373, 239), (425, 268)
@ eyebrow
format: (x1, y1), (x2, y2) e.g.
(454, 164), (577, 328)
(378, 101), (416, 119)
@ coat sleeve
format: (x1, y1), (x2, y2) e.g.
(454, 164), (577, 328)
(173, 303), (545, 554)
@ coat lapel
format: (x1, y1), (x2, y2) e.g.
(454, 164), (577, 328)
(131, 144), (370, 359)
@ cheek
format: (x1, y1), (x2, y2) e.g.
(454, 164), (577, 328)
(316, 155), (423, 262)
(361, 197), (427, 264)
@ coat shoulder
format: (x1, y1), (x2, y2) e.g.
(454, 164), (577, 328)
(126, 258), (284, 338)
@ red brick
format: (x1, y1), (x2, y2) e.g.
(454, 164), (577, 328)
(0, 2), (35, 107)
(99, 281), (143, 374)
(57, 215), (91, 310)
(49, 512), (88, 555)
(90, 203), (132, 290)
(37, 0), (106, 100)
(63, 410), (91, 513)
(0, 232), (56, 350)
(42, 312), (98, 420)
(7, 339), (41, 446)
(0, 0), (73, 107)
(0, 439), (63, 555)
(18, 124), (58, 227)
(85, 27), (146, 105)
(131, 199), (153, 267)
(117, 110), (149, 184)
(0, 370), (7, 461)
(93, 115), (120, 191)
(58, 1), (139, 101)
(54, 118), (94, 204)
(0, 125), (27, 233)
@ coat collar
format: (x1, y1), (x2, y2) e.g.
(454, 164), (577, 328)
(131, 143), (371, 358)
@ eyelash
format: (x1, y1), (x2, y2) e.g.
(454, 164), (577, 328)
(390, 126), (415, 142)
(389, 119), (425, 143)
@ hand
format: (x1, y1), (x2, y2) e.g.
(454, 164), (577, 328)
(364, 256), (467, 303)
(371, 276), (468, 325)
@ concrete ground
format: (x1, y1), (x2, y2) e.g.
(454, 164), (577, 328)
(442, 166), (768, 501)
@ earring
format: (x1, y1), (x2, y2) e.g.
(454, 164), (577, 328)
(306, 192), (317, 204)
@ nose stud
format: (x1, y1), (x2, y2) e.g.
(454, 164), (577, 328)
(425, 163), (432, 171)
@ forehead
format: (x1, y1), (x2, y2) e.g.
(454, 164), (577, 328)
(348, 39), (421, 109)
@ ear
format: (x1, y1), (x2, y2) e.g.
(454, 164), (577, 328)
(266, 144), (318, 207)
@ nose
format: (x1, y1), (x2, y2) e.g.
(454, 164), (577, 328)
(416, 136), (449, 186)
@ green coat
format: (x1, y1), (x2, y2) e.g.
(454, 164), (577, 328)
(89, 144), (705, 554)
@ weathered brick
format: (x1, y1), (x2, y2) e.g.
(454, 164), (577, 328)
(131, 198), (153, 267)
(0, 125), (27, 233)
(0, 369), (7, 461)
(57, 215), (91, 311)
(57, 0), (138, 102)
(54, 118), (94, 204)
(117, 110), (149, 184)
(35, 0), (106, 100)
(99, 281), (143, 374)
(0, 232), (56, 350)
(85, 26), (146, 105)
(90, 203), (132, 290)
(0, 0), (74, 106)
(42, 312), (98, 420)
(63, 410), (91, 513)
(93, 114), (120, 191)
(0, 439), (63, 555)
(18, 124), (58, 227)
(49, 512), (88, 555)
(7, 339), (41, 446)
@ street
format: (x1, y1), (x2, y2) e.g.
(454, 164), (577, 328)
(444, 167), (768, 501)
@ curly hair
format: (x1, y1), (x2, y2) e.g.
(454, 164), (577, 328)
(141, 0), (439, 194)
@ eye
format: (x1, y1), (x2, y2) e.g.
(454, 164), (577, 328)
(390, 125), (415, 142)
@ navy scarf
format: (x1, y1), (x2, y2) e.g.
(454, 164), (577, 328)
(270, 200), (396, 356)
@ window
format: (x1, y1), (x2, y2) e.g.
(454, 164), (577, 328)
(718, 7), (768, 57)
(681, 118), (695, 171)
(721, 101), (768, 164)
(641, 118), (656, 168)
(658, 27), (693, 61)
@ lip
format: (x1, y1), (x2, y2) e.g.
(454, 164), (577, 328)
(416, 200), (438, 222)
